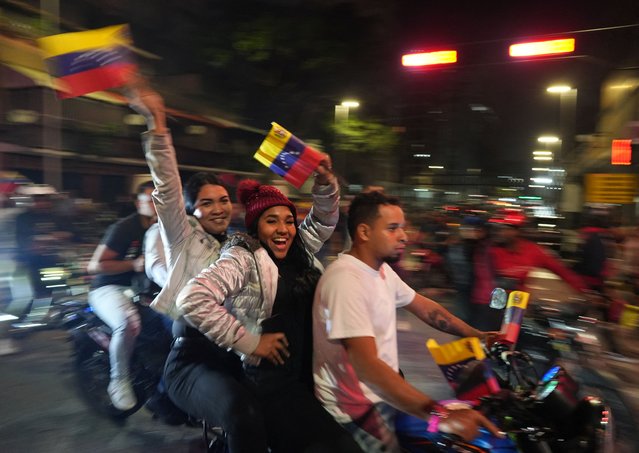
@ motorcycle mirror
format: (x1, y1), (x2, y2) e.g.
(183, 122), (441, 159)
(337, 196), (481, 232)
(490, 288), (508, 309)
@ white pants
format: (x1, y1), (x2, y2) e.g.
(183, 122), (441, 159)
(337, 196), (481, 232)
(88, 285), (140, 380)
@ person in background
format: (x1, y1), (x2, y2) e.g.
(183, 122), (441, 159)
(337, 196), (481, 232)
(86, 181), (157, 411)
(14, 184), (74, 297)
(470, 208), (588, 331)
(445, 215), (488, 323)
(573, 207), (614, 292)
(169, 175), (362, 452)
(313, 191), (501, 452)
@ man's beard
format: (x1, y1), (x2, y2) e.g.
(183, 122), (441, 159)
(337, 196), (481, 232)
(383, 255), (401, 264)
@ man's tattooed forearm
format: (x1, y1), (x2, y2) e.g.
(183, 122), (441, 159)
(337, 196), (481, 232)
(428, 309), (464, 336)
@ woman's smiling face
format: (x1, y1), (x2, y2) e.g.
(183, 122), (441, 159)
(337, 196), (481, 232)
(257, 205), (297, 259)
(193, 184), (232, 235)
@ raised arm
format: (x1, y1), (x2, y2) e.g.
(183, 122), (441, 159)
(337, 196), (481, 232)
(537, 245), (587, 293)
(298, 155), (340, 253)
(126, 86), (191, 260)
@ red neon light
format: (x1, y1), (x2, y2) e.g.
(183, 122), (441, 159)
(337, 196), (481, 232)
(611, 139), (632, 165)
(402, 50), (457, 67)
(509, 38), (575, 58)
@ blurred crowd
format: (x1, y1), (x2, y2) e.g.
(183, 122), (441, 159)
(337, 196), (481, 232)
(3, 180), (639, 330)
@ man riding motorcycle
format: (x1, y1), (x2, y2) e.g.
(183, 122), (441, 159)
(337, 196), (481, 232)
(470, 208), (589, 331)
(14, 184), (74, 298)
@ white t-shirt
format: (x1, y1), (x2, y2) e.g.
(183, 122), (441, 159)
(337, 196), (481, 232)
(313, 253), (416, 423)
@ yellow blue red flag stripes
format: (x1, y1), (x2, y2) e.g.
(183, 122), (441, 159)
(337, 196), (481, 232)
(254, 122), (324, 188)
(427, 337), (485, 385)
(37, 24), (136, 99)
(427, 337), (499, 401)
(499, 291), (530, 345)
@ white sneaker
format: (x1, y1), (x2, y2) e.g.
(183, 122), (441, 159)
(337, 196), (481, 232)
(108, 378), (137, 411)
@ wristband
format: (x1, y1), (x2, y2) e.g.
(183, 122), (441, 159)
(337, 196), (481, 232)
(426, 402), (449, 433)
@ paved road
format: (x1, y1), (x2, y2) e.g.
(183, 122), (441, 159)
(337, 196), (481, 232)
(4, 294), (637, 453)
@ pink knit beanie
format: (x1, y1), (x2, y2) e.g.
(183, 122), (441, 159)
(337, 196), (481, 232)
(236, 179), (297, 230)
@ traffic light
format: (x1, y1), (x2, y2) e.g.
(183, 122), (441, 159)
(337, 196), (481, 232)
(402, 50), (457, 67)
(509, 38), (575, 58)
(611, 139), (633, 165)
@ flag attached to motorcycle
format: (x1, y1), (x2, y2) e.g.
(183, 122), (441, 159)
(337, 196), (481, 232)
(499, 290), (530, 345)
(37, 24), (136, 99)
(254, 123), (325, 189)
(427, 337), (500, 401)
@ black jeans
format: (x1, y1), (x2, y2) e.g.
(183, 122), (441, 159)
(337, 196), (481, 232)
(254, 382), (364, 453)
(164, 339), (268, 453)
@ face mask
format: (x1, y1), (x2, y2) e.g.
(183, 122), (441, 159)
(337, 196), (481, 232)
(137, 194), (155, 218)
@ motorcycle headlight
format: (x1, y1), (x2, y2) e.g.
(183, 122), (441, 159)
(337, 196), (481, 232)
(535, 365), (579, 421)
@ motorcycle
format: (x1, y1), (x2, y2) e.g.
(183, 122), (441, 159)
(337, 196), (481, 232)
(518, 296), (639, 452)
(9, 242), (93, 336)
(396, 289), (615, 452)
(62, 292), (174, 421)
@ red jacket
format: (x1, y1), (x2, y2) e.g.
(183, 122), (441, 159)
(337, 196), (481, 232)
(472, 238), (586, 305)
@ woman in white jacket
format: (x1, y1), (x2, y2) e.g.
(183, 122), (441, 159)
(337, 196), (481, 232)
(166, 180), (362, 453)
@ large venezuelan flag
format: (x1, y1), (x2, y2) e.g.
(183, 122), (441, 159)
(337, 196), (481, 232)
(37, 24), (136, 99)
(254, 122), (325, 189)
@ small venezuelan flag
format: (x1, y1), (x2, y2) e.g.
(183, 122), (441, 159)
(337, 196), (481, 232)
(37, 24), (136, 99)
(499, 290), (530, 345)
(427, 337), (486, 387)
(427, 337), (500, 401)
(254, 122), (325, 189)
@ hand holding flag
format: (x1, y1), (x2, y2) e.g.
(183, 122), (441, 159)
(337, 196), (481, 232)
(124, 75), (167, 134)
(37, 24), (136, 99)
(313, 153), (336, 186)
(254, 123), (330, 189)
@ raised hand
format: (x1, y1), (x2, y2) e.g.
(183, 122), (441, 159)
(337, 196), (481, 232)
(314, 153), (336, 185)
(124, 75), (166, 133)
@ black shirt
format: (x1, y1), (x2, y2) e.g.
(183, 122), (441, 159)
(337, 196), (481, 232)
(246, 256), (318, 394)
(91, 212), (147, 289)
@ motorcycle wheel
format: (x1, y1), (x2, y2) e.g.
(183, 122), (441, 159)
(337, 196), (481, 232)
(578, 371), (636, 453)
(73, 333), (146, 421)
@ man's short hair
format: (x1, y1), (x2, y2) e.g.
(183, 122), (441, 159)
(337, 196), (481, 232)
(347, 190), (402, 239)
(136, 180), (154, 195)
(183, 172), (225, 215)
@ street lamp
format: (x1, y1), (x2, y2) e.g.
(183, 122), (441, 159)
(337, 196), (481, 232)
(537, 136), (560, 144)
(334, 100), (360, 123)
